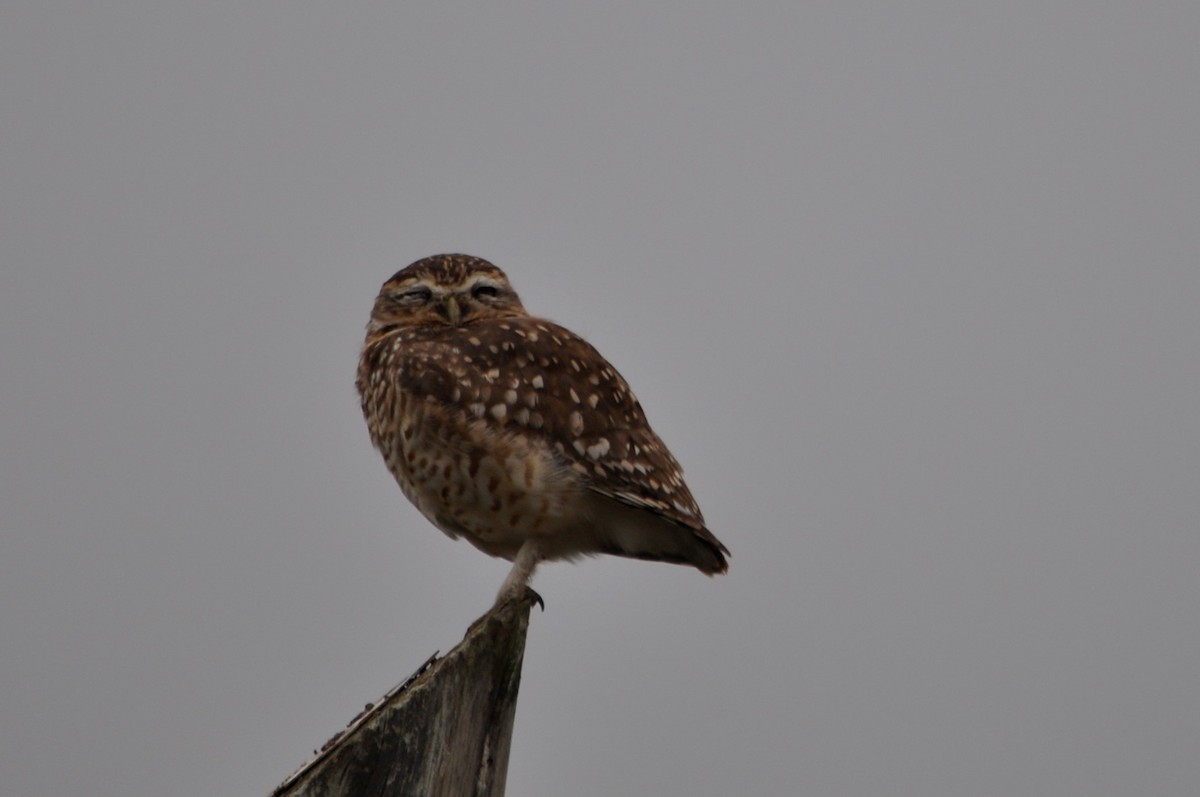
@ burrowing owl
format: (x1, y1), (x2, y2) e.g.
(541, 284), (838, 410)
(357, 254), (729, 605)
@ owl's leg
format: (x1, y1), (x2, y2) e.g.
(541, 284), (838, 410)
(495, 540), (543, 608)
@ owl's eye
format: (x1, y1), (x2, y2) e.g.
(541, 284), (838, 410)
(397, 285), (432, 303)
(472, 283), (501, 300)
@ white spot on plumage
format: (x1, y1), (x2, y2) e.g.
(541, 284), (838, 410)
(586, 438), (610, 460)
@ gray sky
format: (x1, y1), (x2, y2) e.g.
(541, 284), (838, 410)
(2, 3), (1198, 795)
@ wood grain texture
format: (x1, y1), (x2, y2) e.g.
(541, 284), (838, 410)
(272, 597), (532, 797)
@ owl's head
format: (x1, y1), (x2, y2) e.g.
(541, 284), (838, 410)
(367, 254), (528, 333)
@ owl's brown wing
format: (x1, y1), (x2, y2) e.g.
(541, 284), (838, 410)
(393, 316), (728, 568)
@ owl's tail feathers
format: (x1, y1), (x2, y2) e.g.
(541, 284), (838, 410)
(585, 493), (730, 575)
(689, 526), (731, 575)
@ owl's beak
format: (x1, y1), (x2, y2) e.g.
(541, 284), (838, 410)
(442, 295), (462, 326)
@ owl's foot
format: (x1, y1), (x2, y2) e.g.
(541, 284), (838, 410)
(494, 540), (543, 608)
(466, 584), (541, 639)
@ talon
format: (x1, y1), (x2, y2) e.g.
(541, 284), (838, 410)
(524, 586), (544, 612)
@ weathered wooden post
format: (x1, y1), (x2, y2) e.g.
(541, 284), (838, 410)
(271, 595), (533, 797)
